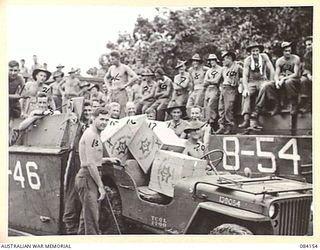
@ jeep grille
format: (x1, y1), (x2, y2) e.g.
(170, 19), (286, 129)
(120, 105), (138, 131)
(273, 197), (311, 235)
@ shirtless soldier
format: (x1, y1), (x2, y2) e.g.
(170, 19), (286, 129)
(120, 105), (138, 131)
(76, 107), (120, 234)
(104, 50), (138, 118)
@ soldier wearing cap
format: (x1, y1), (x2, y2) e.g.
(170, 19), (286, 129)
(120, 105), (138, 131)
(150, 68), (173, 121)
(204, 54), (222, 124)
(300, 36), (312, 112)
(104, 50), (139, 118)
(240, 42), (275, 129)
(21, 68), (56, 116)
(165, 104), (189, 138)
(169, 60), (191, 107)
(136, 69), (157, 115)
(183, 121), (206, 159)
(187, 53), (210, 109)
(274, 41), (301, 115)
(217, 51), (242, 134)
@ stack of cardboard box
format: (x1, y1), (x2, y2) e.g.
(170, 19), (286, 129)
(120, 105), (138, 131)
(101, 115), (207, 197)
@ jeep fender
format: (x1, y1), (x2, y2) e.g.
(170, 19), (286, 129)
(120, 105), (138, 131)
(184, 201), (269, 234)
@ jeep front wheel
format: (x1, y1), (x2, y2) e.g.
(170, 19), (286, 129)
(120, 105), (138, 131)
(209, 224), (253, 235)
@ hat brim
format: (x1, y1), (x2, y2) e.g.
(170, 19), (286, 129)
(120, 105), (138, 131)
(68, 71), (77, 74)
(246, 45), (264, 52)
(208, 57), (219, 61)
(222, 52), (236, 61)
(175, 61), (187, 69)
(32, 69), (52, 81)
(165, 105), (187, 115)
(281, 42), (293, 49)
(141, 73), (155, 77)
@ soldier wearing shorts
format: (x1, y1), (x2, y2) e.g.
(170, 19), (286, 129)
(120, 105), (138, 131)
(187, 53), (210, 108)
(75, 107), (120, 234)
(104, 50), (138, 118)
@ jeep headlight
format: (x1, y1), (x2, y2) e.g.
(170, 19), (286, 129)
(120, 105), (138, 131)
(268, 204), (278, 218)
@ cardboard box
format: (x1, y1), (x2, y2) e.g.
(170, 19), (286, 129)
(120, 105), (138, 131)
(128, 120), (186, 173)
(101, 115), (146, 163)
(148, 150), (207, 197)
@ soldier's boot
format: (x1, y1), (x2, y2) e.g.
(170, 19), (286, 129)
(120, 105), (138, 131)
(238, 114), (250, 128)
(289, 98), (298, 115)
(223, 125), (232, 135)
(298, 96), (308, 113)
(216, 125), (225, 134)
(270, 103), (281, 116)
(249, 119), (263, 131)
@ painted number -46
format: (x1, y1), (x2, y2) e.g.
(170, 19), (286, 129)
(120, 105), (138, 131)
(10, 161), (41, 190)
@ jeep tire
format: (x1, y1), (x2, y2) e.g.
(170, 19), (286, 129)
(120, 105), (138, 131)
(209, 224), (253, 235)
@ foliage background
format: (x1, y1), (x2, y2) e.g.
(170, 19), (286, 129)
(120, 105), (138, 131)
(89, 7), (313, 77)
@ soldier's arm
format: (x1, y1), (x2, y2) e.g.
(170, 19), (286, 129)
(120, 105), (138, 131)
(274, 59), (281, 82)
(242, 58), (250, 89)
(153, 82), (162, 98)
(262, 53), (275, 80)
(144, 85), (156, 101)
(103, 67), (113, 89)
(123, 65), (138, 88)
(18, 110), (45, 131)
(188, 69), (195, 91)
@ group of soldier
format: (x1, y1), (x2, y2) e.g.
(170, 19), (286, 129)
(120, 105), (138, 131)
(8, 35), (312, 235)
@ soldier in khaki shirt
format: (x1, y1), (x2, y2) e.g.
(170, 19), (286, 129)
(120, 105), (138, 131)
(217, 51), (242, 134)
(204, 54), (222, 123)
(187, 54), (210, 108)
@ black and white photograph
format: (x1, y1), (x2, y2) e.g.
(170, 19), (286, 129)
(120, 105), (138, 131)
(5, 3), (314, 239)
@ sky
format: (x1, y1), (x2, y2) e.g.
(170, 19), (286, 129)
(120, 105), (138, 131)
(6, 5), (158, 76)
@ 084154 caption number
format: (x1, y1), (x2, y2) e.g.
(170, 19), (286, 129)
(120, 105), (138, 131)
(222, 137), (301, 175)
(299, 244), (318, 249)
